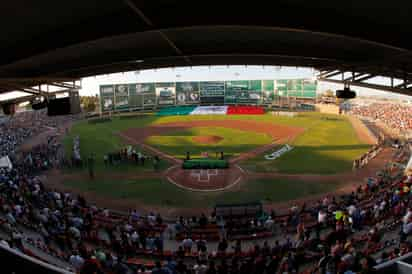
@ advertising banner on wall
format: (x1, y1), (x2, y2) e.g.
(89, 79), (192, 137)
(128, 95), (142, 107)
(200, 81), (225, 104)
(100, 85), (115, 111)
(101, 97), (114, 111)
(143, 95), (156, 106)
(115, 84), (129, 97)
(156, 83), (176, 105)
(176, 82), (200, 104)
(114, 84), (129, 110)
(275, 79), (313, 98)
(100, 79), (316, 112)
(136, 83), (155, 94)
(262, 80), (275, 103)
(200, 81), (225, 97)
(225, 80), (262, 104)
(275, 80), (287, 96)
(115, 96), (129, 109)
(101, 85), (115, 96)
(302, 79), (317, 98)
(288, 79), (303, 97)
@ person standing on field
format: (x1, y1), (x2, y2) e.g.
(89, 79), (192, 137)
(87, 154), (95, 180)
(153, 155), (160, 171)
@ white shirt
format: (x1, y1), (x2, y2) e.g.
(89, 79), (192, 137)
(403, 222), (412, 234)
(193, 264), (207, 274)
(69, 255), (84, 270)
(403, 211), (412, 224)
(131, 231), (139, 242)
(347, 205), (356, 216)
(318, 211), (327, 223)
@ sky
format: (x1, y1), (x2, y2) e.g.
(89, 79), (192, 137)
(1, 66), (411, 101)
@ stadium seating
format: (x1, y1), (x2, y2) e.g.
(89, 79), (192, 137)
(227, 105), (265, 115)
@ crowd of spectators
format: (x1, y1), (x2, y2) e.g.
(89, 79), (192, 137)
(350, 103), (412, 134)
(0, 110), (412, 274)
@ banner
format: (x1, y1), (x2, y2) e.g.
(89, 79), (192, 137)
(99, 79), (316, 112)
(302, 79), (317, 98)
(143, 95), (156, 106)
(200, 81), (225, 97)
(100, 85), (114, 111)
(115, 96), (129, 109)
(113, 84), (129, 110)
(128, 95), (143, 107)
(190, 106), (228, 115)
(264, 144), (293, 160)
(115, 84), (129, 97)
(262, 80), (275, 103)
(176, 82), (200, 104)
(200, 81), (225, 104)
(156, 84), (176, 105)
(225, 80), (262, 104)
(101, 97), (114, 111)
(136, 83), (155, 94)
(274, 79), (316, 98)
(100, 85), (114, 96)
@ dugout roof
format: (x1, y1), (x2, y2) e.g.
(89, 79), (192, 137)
(1, 0), (412, 94)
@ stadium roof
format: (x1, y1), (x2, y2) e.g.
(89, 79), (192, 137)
(1, 0), (412, 95)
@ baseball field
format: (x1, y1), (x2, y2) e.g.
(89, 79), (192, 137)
(56, 112), (376, 213)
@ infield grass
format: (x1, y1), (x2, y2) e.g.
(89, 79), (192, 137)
(145, 127), (272, 159)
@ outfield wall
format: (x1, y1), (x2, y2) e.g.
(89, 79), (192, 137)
(99, 79), (317, 112)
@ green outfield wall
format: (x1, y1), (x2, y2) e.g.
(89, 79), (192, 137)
(99, 79), (317, 112)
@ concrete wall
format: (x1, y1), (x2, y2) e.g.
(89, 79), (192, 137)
(315, 103), (339, 114)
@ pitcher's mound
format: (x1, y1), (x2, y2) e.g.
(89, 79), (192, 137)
(192, 135), (223, 144)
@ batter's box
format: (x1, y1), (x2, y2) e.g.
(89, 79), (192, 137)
(191, 169), (219, 183)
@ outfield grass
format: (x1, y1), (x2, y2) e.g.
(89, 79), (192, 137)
(64, 177), (342, 208)
(65, 112), (370, 174)
(241, 115), (371, 174)
(63, 118), (169, 172)
(145, 127), (272, 159)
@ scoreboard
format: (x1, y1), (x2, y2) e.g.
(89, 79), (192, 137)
(100, 79), (317, 112)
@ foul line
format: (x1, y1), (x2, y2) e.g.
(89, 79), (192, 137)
(236, 164), (246, 174)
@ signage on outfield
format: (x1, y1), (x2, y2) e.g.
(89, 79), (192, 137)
(156, 86), (176, 105)
(200, 81), (225, 97)
(264, 144), (293, 160)
(101, 85), (114, 95)
(136, 83), (155, 94)
(225, 80), (262, 104)
(99, 79), (317, 112)
(115, 84), (129, 96)
(176, 82), (200, 104)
